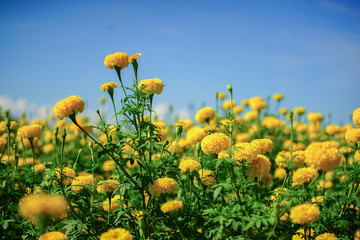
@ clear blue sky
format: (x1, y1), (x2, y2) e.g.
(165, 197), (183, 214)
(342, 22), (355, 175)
(0, 0), (359, 124)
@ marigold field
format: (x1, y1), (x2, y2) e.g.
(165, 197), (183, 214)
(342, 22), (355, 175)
(0, 52), (360, 240)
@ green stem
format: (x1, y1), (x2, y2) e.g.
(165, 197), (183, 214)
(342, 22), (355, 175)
(107, 196), (111, 225)
(115, 67), (128, 98)
(109, 92), (119, 126)
(29, 138), (35, 192)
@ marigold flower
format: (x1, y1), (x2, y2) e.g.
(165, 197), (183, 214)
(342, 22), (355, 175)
(289, 203), (320, 225)
(249, 96), (266, 110)
(53, 95), (85, 120)
(353, 108), (360, 127)
(273, 93), (284, 101)
(275, 150), (305, 169)
(345, 128), (360, 145)
(103, 195), (123, 212)
(39, 231), (68, 240)
(129, 53), (142, 61)
(292, 167), (318, 186)
(56, 167), (76, 186)
(103, 160), (116, 172)
(101, 81), (118, 92)
(305, 142), (341, 171)
(292, 228), (314, 240)
(235, 133), (251, 143)
(97, 179), (120, 194)
(178, 159), (201, 174)
(17, 124), (42, 139)
(197, 169), (216, 188)
(185, 126), (207, 143)
(325, 124), (341, 135)
(201, 133), (230, 155)
(148, 177), (177, 197)
(222, 100), (236, 110)
(71, 175), (99, 193)
(195, 107), (216, 124)
(293, 107), (306, 116)
(18, 193), (68, 223)
(233, 106), (244, 114)
(261, 116), (281, 129)
(104, 52), (130, 70)
(279, 108), (289, 115)
(316, 180), (333, 190)
(307, 112), (323, 123)
(100, 227), (133, 240)
(217, 92), (227, 99)
(274, 168), (286, 180)
(232, 142), (258, 164)
(314, 233), (338, 240)
(246, 154), (271, 179)
(160, 200), (183, 213)
(354, 228), (360, 240)
(250, 139), (274, 154)
(244, 111), (259, 121)
(138, 78), (163, 95)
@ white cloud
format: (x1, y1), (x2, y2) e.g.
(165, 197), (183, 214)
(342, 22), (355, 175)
(153, 102), (192, 123)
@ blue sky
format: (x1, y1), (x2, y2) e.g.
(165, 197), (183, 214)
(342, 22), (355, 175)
(0, 0), (359, 125)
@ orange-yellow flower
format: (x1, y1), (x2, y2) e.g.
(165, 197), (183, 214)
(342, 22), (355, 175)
(138, 78), (163, 95)
(101, 81), (118, 92)
(148, 177), (177, 197)
(100, 227), (133, 240)
(289, 203), (320, 225)
(39, 231), (68, 240)
(160, 200), (183, 213)
(53, 95), (85, 120)
(17, 124), (42, 139)
(195, 107), (216, 124)
(201, 133), (230, 155)
(104, 52), (130, 70)
(353, 108), (360, 127)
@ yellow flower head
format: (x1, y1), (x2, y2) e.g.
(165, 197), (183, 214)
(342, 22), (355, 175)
(273, 93), (284, 101)
(314, 233), (338, 240)
(249, 96), (266, 111)
(160, 200), (183, 213)
(39, 231), (68, 240)
(275, 150), (305, 169)
(217, 92), (227, 99)
(201, 133), (230, 155)
(17, 124), (42, 139)
(246, 154), (271, 179)
(345, 128), (360, 145)
(289, 203), (320, 225)
(307, 112), (323, 123)
(138, 78), (163, 95)
(101, 81), (118, 92)
(261, 116), (281, 129)
(353, 108), (360, 127)
(178, 159), (201, 174)
(104, 52), (130, 70)
(292, 228), (314, 240)
(53, 95), (85, 120)
(103, 195), (123, 212)
(18, 193), (68, 223)
(100, 227), (133, 240)
(174, 119), (193, 131)
(305, 142), (341, 171)
(56, 167), (76, 186)
(97, 179), (120, 194)
(197, 169), (216, 188)
(241, 99), (249, 106)
(354, 228), (360, 240)
(129, 53), (142, 61)
(233, 106), (244, 114)
(325, 124), (341, 135)
(195, 107), (216, 124)
(279, 108), (289, 115)
(148, 177), (177, 197)
(250, 139), (274, 154)
(71, 175), (99, 193)
(222, 100), (236, 110)
(274, 168), (286, 180)
(244, 111), (259, 121)
(103, 160), (116, 172)
(292, 167), (318, 186)
(185, 126), (207, 144)
(293, 107), (306, 116)
(232, 142), (258, 165)
(235, 133), (251, 143)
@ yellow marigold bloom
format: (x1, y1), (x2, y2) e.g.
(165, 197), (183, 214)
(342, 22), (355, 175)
(18, 193), (68, 223)
(279, 108), (289, 115)
(244, 111), (259, 121)
(270, 188), (288, 205)
(293, 107), (306, 116)
(292, 228), (314, 240)
(274, 168), (286, 180)
(233, 106), (244, 114)
(71, 175), (99, 193)
(17, 124), (42, 139)
(217, 92), (227, 99)
(311, 196), (324, 203)
(282, 140), (306, 151)
(305, 142), (341, 171)
(39, 231), (68, 240)
(249, 96), (266, 110)
(353, 108), (360, 127)
(103, 160), (116, 171)
(195, 107), (216, 124)
(185, 126), (207, 143)
(289, 203), (320, 225)
(292, 167), (318, 186)
(246, 154), (271, 179)
(273, 93), (284, 101)
(97, 180), (120, 194)
(100, 227), (133, 240)
(201, 133), (230, 155)
(261, 116), (281, 129)
(129, 52), (142, 61)
(316, 180), (333, 190)
(174, 119), (193, 131)
(103, 195), (123, 212)
(196, 169), (216, 188)
(160, 200), (183, 213)
(296, 123), (308, 133)
(104, 52), (130, 70)
(101, 81), (118, 92)
(354, 228), (360, 240)
(354, 150), (360, 162)
(53, 95), (85, 120)
(56, 167), (76, 186)
(99, 97), (106, 104)
(222, 100), (236, 110)
(345, 128), (360, 145)
(307, 112), (323, 123)
(314, 233), (338, 240)
(178, 159), (201, 174)
(148, 177), (177, 197)
(325, 124), (341, 135)
(235, 133), (251, 143)
(250, 139), (274, 154)
(232, 142), (258, 164)
(138, 78), (163, 95)
(275, 150), (305, 169)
